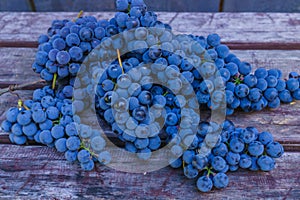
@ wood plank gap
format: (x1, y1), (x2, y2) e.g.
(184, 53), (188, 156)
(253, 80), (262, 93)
(226, 42), (300, 50)
(1, 41), (300, 50)
(1, 135), (299, 152)
(0, 81), (46, 90)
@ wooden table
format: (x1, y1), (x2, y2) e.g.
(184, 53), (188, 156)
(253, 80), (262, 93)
(0, 12), (300, 199)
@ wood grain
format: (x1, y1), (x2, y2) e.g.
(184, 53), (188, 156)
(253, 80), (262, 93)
(0, 144), (298, 199)
(0, 48), (40, 83)
(0, 12), (300, 45)
(0, 12), (176, 43)
(171, 12), (300, 43)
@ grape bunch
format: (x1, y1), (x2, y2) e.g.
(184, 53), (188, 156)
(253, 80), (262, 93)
(0, 0), (293, 193)
(168, 119), (284, 192)
(1, 85), (110, 171)
(32, 0), (300, 117)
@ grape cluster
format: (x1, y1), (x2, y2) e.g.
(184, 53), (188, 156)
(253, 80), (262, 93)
(168, 119), (284, 192)
(1, 85), (109, 171)
(32, 0), (300, 117)
(187, 34), (300, 115)
(0, 0), (292, 193)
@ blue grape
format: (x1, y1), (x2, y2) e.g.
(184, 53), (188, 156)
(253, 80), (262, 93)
(255, 68), (268, 79)
(51, 125), (65, 139)
(238, 62), (252, 75)
(55, 138), (68, 152)
(211, 156), (226, 171)
(279, 90), (293, 103)
(11, 123), (23, 136)
(225, 62), (238, 76)
(264, 88), (278, 102)
(256, 78), (268, 91)
(52, 38), (66, 50)
(46, 106), (60, 120)
(148, 136), (161, 150)
(292, 88), (300, 100)
(80, 159), (95, 171)
(212, 143), (228, 157)
(6, 107), (19, 123)
(229, 137), (245, 153)
(79, 27), (94, 41)
(56, 51), (70, 65)
(276, 79), (286, 92)
(39, 130), (54, 144)
(183, 164), (199, 179)
(134, 138), (149, 149)
(1, 120), (12, 132)
(13, 135), (27, 145)
(65, 150), (78, 162)
(257, 155), (275, 171)
(35, 51), (48, 65)
(235, 84), (249, 98)
(98, 151), (111, 165)
(268, 97), (280, 108)
(266, 142), (284, 158)
(258, 131), (273, 145)
(22, 122), (38, 137)
(66, 33), (81, 46)
(77, 149), (91, 163)
(69, 46), (83, 62)
(183, 150), (195, 164)
(65, 122), (78, 136)
(244, 74), (257, 88)
(248, 141), (264, 157)
(197, 176), (213, 192)
(66, 136), (81, 151)
(17, 110), (32, 126)
(91, 136), (106, 152)
(137, 148), (152, 160)
(239, 154), (252, 169)
(213, 173), (229, 189)
(226, 151), (240, 165)
(216, 45), (229, 58)
(207, 33), (220, 47)
(169, 158), (182, 168)
(286, 78), (299, 92)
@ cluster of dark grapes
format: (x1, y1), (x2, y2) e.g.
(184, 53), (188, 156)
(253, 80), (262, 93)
(188, 33), (300, 115)
(0, 0), (293, 193)
(0, 84), (110, 171)
(168, 120), (284, 192)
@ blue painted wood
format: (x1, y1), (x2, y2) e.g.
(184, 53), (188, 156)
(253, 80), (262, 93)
(0, 0), (220, 12)
(223, 0), (300, 12)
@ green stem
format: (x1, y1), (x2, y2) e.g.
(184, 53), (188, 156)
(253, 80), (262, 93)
(52, 73), (57, 90)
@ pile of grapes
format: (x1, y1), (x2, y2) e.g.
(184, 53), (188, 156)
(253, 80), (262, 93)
(1, 0), (296, 192)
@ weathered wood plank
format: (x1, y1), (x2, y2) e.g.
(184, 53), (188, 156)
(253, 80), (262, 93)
(0, 47), (300, 84)
(0, 145), (298, 199)
(0, 12), (300, 45)
(0, 12), (176, 43)
(223, 0), (300, 12)
(0, 48), (40, 83)
(0, 0), (220, 12)
(171, 13), (300, 44)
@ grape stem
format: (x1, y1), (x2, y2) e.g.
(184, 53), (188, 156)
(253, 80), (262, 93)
(73, 10), (84, 22)
(0, 80), (46, 96)
(52, 73), (57, 90)
(117, 49), (124, 74)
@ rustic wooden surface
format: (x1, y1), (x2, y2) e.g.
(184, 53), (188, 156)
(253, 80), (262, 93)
(1, 12), (300, 46)
(0, 12), (300, 199)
